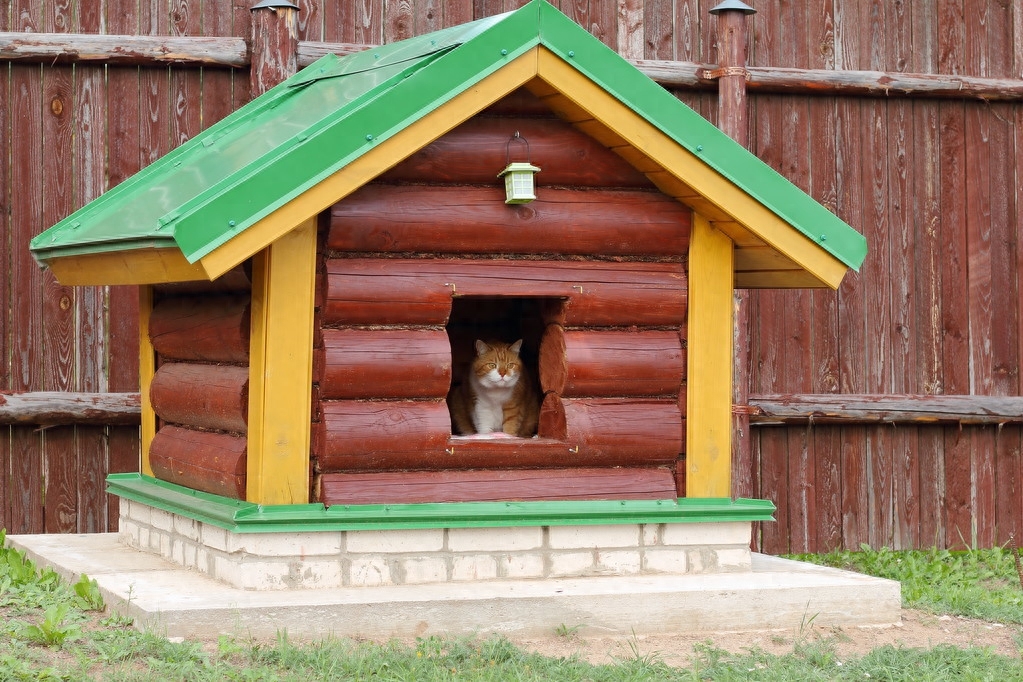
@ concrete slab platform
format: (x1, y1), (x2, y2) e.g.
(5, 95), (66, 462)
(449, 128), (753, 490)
(9, 533), (901, 640)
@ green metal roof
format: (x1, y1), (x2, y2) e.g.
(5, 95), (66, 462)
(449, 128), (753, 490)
(30, 0), (866, 272)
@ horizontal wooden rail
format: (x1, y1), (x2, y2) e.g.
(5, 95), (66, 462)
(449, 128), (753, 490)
(0, 32), (248, 66)
(2, 32), (1023, 101)
(748, 394), (1023, 426)
(0, 392), (140, 426)
(6, 391), (1023, 427)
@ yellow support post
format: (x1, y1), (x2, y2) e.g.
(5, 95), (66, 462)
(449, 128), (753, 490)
(246, 217), (318, 504)
(139, 285), (156, 477)
(686, 214), (734, 497)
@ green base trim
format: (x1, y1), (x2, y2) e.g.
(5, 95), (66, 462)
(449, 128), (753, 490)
(108, 473), (775, 533)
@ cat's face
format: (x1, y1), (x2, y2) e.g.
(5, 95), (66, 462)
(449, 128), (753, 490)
(472, 339), (523, 389)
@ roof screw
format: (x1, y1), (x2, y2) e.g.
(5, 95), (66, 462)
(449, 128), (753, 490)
(229, 220), (236, 227)
(568, 50), (575, 57)
(501, 48), (508, 55)
(365, 134), (374, 141)
(696, 145), (704, 152)
(820, 234), (827, 241)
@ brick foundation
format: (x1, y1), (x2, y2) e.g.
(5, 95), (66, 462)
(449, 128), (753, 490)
(119, 499), (753, 590)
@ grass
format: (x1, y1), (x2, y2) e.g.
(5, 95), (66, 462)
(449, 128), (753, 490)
(2, 528), (1023, 681)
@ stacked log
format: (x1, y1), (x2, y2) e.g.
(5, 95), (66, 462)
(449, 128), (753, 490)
(315, 89), (690, 505)
(147, 271), (252, 499)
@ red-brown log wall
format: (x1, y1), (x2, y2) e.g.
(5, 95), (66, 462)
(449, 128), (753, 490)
(315, 92), (689, 507)
(147, 280), (252, 499)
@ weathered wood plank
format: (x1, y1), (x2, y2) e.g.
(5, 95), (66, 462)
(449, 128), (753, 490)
(315, 400), (452, 469)
(149, 425), (247, 499)
(318, 329), (452, 400)
(319, 466), (677, 505)
(377, 114), (654, 188)
(7, 33), (1023, 101)
(0, 392), (140, 425)
(938, 95), (972, 549)
(0, 33), (248, 66)
(329, 185), (687, 256)
(324, 258), (687, 328)
(150, 363), (249, 433)
(250, 2), (299, 95)
(538, 326), (684, 397)
(149, 294), (250, 363)
(748, 394), (1023, 425)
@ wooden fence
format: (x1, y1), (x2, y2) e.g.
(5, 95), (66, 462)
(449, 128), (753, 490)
(2, 0), (1022, 553)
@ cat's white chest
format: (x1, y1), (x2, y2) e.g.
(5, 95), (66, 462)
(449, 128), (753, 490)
(470, 371), (517, 434)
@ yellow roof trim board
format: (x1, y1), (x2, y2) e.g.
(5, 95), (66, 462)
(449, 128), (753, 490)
(532, 48), (849, 289)
(200, 50), (540, 280)
(45, 248), (211, 286)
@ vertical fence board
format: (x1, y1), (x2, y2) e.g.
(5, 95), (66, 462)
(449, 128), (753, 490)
(939, 100), (974, 549)
(41, 65), (79, 534)
(888, 99), (917, 549)
(74, 63), (110, 532)
(0, 0), (10, 533)
(10, 62), (46, 533)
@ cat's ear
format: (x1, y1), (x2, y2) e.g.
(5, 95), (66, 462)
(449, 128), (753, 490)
(474, 339), (490, 355)
(509, 339), (523, 354)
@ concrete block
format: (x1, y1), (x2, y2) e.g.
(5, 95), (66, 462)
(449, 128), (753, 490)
(716, 547), (753, 571)
(595, 550), (641, 575)
(399, 557), (449, 585)
(118, 520), (140, 547)
(452, 555), (498, 581)
(548, 524), (639, 550)
(212, 557), (344, 591)
(447, 526), (543, 552)
(200, 524), (230, 553)
(662, 521), (751, 547)
(195, 546), (212, 576)
(123, 499), (151, 526)
(346, 528), (445, 554)
(172, 514), (201, 543)
(548, 552), (595, 577)
(643, 548), (687, 574)
(349, 558), (392, 587)
(642, 523), (659, 546)
(498, 554), (545, 579)
(158, 532), (172, 559)
(149, 508), (174, 533)
(227, 531), (343, 558)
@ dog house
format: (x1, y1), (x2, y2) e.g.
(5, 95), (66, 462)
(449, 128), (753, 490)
(30, 2), (865, 590)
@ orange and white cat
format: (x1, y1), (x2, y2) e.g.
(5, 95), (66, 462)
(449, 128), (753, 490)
(448, 339), (539, 438)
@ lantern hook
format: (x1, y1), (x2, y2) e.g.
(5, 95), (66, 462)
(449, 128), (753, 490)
(506, 131), (532, 165)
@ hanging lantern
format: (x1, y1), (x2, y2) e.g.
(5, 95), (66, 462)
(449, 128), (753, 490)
(498, 132), (541, 204)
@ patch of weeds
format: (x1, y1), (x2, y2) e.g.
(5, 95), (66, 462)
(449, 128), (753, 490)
(554, 622), (582, 638)
(17, 603), (82, 647)
(72, 574), (105, 611)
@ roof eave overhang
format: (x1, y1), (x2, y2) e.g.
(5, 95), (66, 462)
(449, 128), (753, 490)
(31, 0), (865, 290)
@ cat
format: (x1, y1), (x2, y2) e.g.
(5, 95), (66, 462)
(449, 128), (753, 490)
(448, 338), (540, 438)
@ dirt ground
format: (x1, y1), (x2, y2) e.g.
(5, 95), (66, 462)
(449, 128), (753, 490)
(505, 609), (1023, 666)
